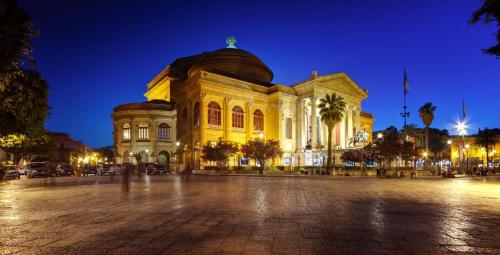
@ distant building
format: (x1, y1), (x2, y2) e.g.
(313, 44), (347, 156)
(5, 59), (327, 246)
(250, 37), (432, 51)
(50, 132), (93, 163)
(450, 134), (500, 167)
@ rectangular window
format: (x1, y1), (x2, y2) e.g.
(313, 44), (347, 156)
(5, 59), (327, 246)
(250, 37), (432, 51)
(158, 127), (170, 140)
(286, 118), (292, 139)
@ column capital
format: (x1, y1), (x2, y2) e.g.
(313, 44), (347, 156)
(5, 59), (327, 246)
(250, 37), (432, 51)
(199, 91), (207, 100)
(309, 97), (317, 105)
(224, 97), (232, 104)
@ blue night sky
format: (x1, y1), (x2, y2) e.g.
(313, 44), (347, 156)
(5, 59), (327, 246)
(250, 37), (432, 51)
(19, 0), (500, 148)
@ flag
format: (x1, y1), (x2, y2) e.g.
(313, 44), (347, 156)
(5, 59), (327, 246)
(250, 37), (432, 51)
(462, 100), (466, 120)
(403, 68), (409, 95)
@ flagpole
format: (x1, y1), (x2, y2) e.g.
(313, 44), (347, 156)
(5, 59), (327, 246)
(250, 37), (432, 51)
(401, 68), (410, 139)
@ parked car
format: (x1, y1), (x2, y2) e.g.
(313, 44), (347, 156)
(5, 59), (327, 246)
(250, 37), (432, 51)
(146, 164), (170, 175)
(17, 165), (29, 176)
(3, 165), (21, 179)
(55, 163), (74, 176)
(82, 165), (97, 176)
(27, 162), (56, 178)
(97, 163), (117, 176)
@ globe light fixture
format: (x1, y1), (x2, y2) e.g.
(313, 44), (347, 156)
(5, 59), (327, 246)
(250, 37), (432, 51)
(175, 141), (180, 146)
(447, 140), (452, 145)
(259, 132), (264, 140)
(377, 133), (383, 139)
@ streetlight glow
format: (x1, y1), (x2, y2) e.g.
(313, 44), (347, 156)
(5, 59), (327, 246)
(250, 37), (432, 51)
(455, 120), (468, 136)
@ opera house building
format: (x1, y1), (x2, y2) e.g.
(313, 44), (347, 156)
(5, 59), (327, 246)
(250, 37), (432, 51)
(113, 39), (374, 169)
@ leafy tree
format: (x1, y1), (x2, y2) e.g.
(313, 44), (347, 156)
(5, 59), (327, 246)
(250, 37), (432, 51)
(401, 141), (417, 166)
(375, 127), (402, 168)
(470, 0), (500, 57)
(418, 103), (436, 156)
(0, 0), (39, 89)
(0, 70), (49, 136)
(340, 144), (380, 170)
(428, 129), (448, 161)
(201, 139), (239, 168)
(0, 1), (50, 164)
(317, 93), (346, 170)
(476, 128), (499, 166)
(95, 146), (114, 162)
(0, 133), (51, 163)
(241, 139), (283, 174)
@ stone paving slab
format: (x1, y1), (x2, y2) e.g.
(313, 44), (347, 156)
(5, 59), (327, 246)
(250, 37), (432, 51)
(0, 175), (499, 254)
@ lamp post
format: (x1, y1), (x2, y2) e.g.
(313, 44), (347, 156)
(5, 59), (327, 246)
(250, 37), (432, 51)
(447, 139), (452, 168)
(465, 143), (470, 174)
(175, 141), (181, 172)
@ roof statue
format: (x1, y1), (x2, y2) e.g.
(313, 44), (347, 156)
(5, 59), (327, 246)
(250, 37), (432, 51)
(310, 70), (319, 80)
(226, 36), (237, 49)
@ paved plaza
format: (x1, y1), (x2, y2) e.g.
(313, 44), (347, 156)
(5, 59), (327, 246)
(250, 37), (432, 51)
(1, 175), (500, 255)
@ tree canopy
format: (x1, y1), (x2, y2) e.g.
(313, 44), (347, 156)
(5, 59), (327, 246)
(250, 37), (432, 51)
(0, 0), (39, 88)
(241, 139), (282, 174)
(470, 0), (500, 57)
(201, 139), (239, 168)
(0, 0), (50, 164)
(0, 70), (49, 136)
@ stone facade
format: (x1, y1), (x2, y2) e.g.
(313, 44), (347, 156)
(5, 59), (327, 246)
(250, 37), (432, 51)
(143, 43), (374, 168)
(112, 100), (176, 166)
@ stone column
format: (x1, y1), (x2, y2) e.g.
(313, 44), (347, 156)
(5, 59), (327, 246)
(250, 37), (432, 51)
(347, 105), (353, 140)
(296, 100), (304, 151)
(246, 100), (252, 141)
(224, 97), (232, 140)
(277, 100), (283, 142)
(310, 97), (317, 148)
(150, 118), (157, 163)
(199, 92), (207, 146)
(130, 118), (136, 152)
(356, 108), (361, 134)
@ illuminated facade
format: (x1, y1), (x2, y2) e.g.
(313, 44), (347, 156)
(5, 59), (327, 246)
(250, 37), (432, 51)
(143, 39), (374, 168)
(112, 100), (176, 165)
(450, 135), (500, 167)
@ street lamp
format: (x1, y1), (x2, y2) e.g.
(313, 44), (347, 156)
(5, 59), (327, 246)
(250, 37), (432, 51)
(465, 143), (470, 172)
(259, 132), (265, 140)
(447, 140), (452, 167)
(377, 133), (383, 140)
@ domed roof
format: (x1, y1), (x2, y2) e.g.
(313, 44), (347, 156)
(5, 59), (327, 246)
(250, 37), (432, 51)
(113, 100), (175, 112)
(167, 47), (274, 85)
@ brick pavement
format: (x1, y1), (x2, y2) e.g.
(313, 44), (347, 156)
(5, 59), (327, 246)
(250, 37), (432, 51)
(0, 175), (499, 254)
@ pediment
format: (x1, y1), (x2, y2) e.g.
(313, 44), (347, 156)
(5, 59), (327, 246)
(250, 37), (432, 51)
(316, 73), (368, 99)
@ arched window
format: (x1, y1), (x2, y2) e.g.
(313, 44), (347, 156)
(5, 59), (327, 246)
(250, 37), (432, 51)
(254, 110), (264, 131)
(158, 123), (170, 140)
(123, 123), (131, 140)
(181, 107), (188, 132)
(193, 102), (200, 127)
(208, 102), (221, 126)
(232, 106), (244, 128)
(138, 123), (149, 139)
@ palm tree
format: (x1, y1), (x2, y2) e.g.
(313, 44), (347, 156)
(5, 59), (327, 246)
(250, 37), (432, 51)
(476, 128), (498, 167)
(318, 93), (346, 171)
(418, 103), (436, 155)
